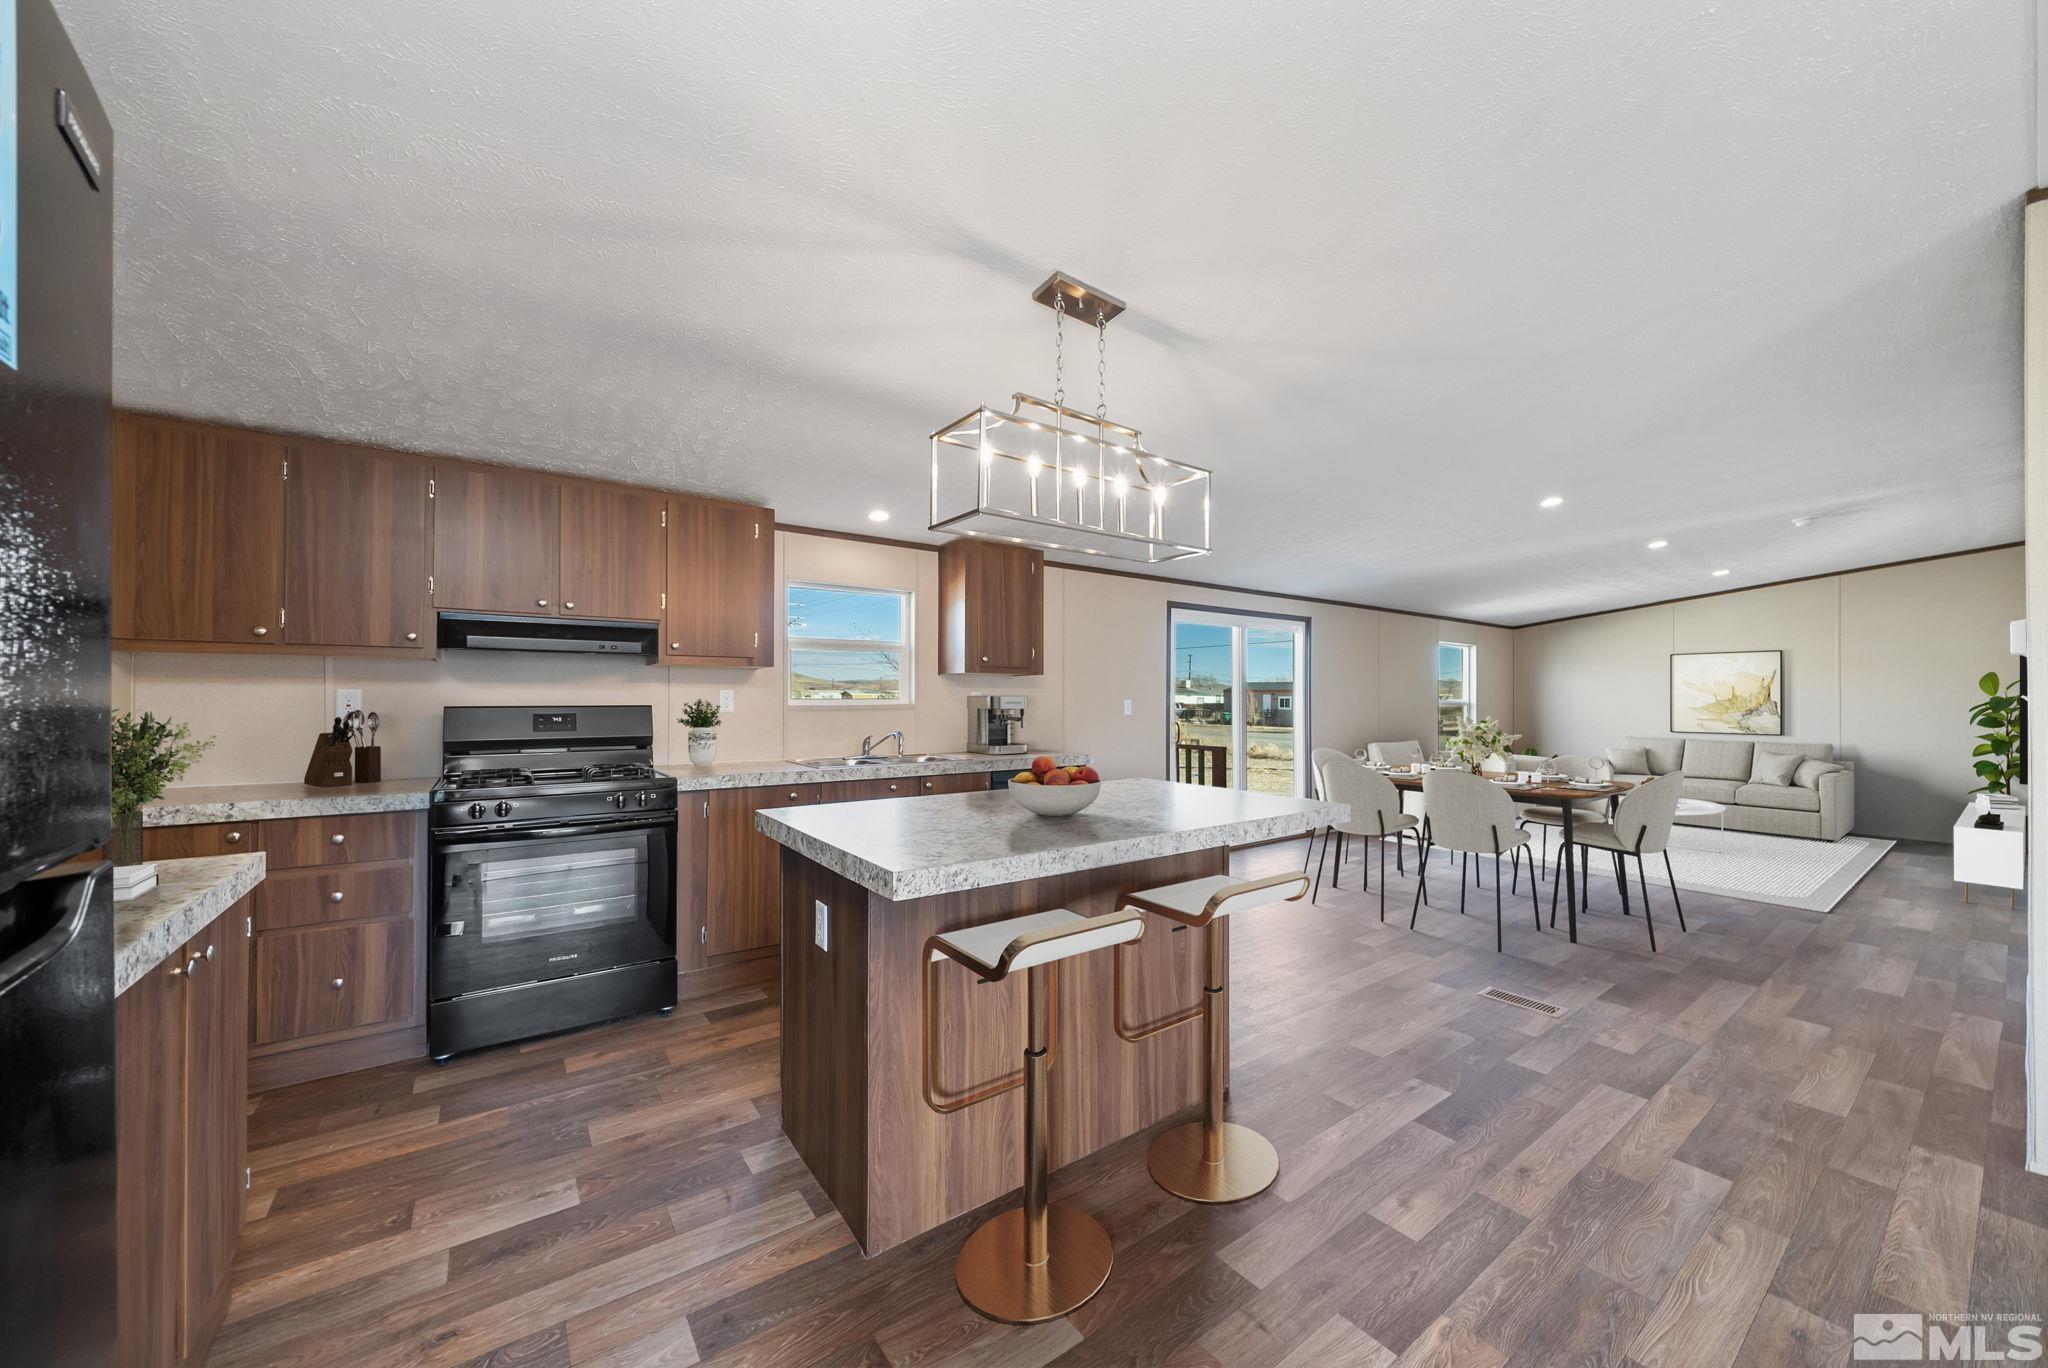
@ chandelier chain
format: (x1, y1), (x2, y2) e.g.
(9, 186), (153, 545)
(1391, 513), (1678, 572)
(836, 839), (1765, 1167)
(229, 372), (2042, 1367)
(1096, 313), (1107, 422)
(1053, 291), (1065, 412)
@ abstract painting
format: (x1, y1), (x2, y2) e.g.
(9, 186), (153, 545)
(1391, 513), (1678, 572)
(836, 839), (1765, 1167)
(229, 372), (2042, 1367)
(1670, 650), (1783, 734)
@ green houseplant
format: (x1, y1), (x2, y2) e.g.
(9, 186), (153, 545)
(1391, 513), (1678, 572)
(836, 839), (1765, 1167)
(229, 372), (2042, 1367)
(1969, 671), (2023, 796)
(110, 710), (213, 865)
(680, 699), (722, 766)
(1445, 716), (1522, 770)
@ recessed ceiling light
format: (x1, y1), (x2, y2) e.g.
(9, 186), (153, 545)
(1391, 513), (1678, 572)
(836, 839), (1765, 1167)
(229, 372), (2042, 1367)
(867, 509), (890, 523)
(1711, 568), (1731, 577)
(1646, 539), (1668, 550)
(1790, 516), (1818, 527)
(1538, 495), (1564, 509)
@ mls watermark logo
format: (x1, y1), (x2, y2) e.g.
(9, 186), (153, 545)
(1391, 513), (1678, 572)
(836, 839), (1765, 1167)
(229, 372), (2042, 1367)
(1854, 1315), (1923, 1360)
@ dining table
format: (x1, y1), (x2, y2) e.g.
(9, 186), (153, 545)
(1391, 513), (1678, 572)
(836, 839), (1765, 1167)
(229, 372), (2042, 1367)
(1379, 767), (1634, 944)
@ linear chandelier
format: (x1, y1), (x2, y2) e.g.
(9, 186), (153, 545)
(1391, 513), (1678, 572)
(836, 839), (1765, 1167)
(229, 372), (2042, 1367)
(929, 271), (1211, 563)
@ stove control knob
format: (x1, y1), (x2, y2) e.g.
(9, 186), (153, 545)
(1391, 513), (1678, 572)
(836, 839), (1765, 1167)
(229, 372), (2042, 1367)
(468, 802), (485, 820)
(609, 791), (628, 809)
(494, 800), (513, 818)
(635, 790), (651, 807)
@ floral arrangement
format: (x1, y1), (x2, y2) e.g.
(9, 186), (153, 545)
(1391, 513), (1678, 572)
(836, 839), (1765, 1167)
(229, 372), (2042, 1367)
(1444, 716), (1521, 768)
(111, 710), (213, 822)
(679, 699), (721, 729)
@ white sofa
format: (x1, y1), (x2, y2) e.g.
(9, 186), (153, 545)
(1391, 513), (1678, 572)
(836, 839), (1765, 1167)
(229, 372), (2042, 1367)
(1605, 736), (1855, 841)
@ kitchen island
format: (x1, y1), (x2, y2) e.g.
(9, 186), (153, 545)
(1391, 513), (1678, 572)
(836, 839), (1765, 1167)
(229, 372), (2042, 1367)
(756, 777), (1342, 1254)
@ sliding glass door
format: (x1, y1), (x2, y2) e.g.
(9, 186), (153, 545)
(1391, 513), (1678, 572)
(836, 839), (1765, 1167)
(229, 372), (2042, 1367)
(1168, 607), (1308, 796)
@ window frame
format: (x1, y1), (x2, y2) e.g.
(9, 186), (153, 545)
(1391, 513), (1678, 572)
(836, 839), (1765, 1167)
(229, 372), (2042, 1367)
(1437, 640), (1476, 744)
(785, 580), (915, 708)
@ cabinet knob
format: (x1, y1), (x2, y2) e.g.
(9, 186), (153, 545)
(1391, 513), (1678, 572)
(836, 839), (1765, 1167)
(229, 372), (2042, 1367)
(981, 655), (989, 663)
(204, 944), (215, 959)
(405, 632), (419, 642)
(887, 783), (898, 792)
(787, 791), (798, 800)
(564, 601), (575, 611)
(225, 830), (243, 844)
(253, 626), (269, 637)
(331, 977), (345, 990)
(537, 599), (549, 607)
(330, 833), (346, 846)
(669, 642), (681, 650)
(330, 890), (345, 903)
(184, 952), (203, 975)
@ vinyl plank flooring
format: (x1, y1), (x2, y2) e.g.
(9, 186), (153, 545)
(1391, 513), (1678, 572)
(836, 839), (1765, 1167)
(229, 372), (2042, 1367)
(1627, 1213), (1789, 1368)
(1870, 1145), (1984, 1312)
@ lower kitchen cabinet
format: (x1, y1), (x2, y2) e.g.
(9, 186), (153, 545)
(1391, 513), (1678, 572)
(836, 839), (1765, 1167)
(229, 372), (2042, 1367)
(117, 899), (250, 1368)
(251, 919), (414, 1045)
(705, 783), (820, 956)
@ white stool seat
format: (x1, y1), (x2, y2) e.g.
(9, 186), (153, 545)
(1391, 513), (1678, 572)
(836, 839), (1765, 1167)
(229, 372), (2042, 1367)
(932, 908), (1143, 977)
(1124, 873), (1305, 926)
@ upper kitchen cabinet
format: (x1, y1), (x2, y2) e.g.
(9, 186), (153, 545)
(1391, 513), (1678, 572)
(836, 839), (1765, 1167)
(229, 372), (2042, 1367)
(283, 443), (431, 648)
(430, 464), (561, 615)
(663, 496), (775, 666)
(560, 482), (667, 621)
(112, 414), (288, 649)
(938, 538), (1043, 674)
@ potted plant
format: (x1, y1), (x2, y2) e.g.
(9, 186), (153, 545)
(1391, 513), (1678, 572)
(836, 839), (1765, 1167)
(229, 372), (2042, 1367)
(110, 710), (213, 866)
(1445, 716), (1522, 772)
(1970, 671), (2022, 823)
(680, 699), (721, 766)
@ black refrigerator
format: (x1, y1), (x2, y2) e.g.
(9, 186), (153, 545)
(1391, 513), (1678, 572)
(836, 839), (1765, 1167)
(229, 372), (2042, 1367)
(0, 1), (115, 1365)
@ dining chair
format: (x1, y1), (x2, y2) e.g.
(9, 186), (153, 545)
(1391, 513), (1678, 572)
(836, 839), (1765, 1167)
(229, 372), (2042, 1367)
(1558, 771), (1686, 952)
(1305, 747), (1352, 875)
(1517, 754), (1611, 884)
(1314, 761), (1425, 919)
(1365, 740), (1424, 767)
(1411, 771), (1538, 953)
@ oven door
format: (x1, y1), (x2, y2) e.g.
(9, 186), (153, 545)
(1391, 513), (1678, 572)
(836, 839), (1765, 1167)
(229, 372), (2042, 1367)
(431, 815), (675, 1002)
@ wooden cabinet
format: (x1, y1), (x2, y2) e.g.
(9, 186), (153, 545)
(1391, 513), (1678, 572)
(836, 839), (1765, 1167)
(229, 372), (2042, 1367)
(706, 782), (819, 955)
(252, 920), (413, 1045)
(918, 771), (994, 796)
(142, 822), (257, 861)
(665, 496), (775, 665)
(431, 463), (561, 615)
(560, 482), (668, 620)
(112, 416), (287, 648)
(284, 443), (430, 648)
(258, 810), (417, 868)
(253, 862), (413, 931)
(938, 539), (1043, 674)
(117, 901), (250, 1368)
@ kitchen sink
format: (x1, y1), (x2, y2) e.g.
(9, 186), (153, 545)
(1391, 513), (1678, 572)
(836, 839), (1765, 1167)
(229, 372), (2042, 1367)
(796, 754), (960, 768)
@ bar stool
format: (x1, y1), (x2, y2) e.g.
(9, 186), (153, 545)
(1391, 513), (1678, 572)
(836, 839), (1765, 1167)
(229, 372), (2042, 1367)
(922, 906), (1145, 1324)
(1115, 870), (1309, 1203)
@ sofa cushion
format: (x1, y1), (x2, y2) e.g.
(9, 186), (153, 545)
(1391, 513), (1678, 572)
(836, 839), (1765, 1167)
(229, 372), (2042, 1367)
(1626, 737), (1686, 775)
(1682, 739), (1754, 782)
(1682, 778), (1743, 804)
(1734, 782), (1821, 812)
(1606, 746), (1650, 775)
(1794, 758), (1845, 790)
(1749, 750), (1802, 786)
(1757, 740), (1836, 764)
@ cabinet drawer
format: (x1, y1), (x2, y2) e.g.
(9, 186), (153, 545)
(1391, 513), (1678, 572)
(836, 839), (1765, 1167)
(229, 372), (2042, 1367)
(259, 812), (418, 868)
(919, 772), (992, 795)
(251, 921), (414, 1045)
(254, 862), (414, 931)
(143, 822), (259, 860)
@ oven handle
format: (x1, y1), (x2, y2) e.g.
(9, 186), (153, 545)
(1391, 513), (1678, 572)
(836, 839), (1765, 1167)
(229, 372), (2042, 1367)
(432, 816), (675, 845)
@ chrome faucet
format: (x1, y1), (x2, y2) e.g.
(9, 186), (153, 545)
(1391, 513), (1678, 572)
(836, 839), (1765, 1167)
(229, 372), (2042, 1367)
(860, 731), (906, 758)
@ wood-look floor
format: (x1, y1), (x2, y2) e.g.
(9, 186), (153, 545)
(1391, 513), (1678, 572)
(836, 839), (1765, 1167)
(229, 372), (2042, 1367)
(211, 838), (2045, 1368)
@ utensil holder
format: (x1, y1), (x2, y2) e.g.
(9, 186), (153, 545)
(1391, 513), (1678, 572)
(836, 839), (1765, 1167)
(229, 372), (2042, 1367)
(354, 745), (383, 783)
(304, 735), (354, 787)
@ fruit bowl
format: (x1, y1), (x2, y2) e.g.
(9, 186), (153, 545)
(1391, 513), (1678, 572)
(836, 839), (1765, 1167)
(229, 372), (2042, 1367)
(1009, 779), (1102, 817)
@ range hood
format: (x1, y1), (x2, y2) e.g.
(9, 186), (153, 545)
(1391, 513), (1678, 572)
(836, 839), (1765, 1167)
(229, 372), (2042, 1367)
(436, 611), (657, 660)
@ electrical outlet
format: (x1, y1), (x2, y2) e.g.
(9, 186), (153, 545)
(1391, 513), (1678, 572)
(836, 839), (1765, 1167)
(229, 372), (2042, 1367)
(1123, 698), (1133, 716)
(718, 688), (735, 713)
(813, 900), (830, 952)
(336, 688), (364, 721)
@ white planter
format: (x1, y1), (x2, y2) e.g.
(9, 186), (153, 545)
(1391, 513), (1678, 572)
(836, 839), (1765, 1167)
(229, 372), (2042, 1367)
(687, 728), (717, 766)
(1478, 752), (1510, 775)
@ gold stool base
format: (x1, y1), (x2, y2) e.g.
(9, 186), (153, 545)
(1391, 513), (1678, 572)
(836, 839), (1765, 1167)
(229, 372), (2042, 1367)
(1147, 1121), (1280, 1203)
(955, 1203), (1114, 1324)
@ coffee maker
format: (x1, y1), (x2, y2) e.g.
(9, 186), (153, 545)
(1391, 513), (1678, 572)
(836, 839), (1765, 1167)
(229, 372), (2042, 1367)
(967, 695), (1028, 754)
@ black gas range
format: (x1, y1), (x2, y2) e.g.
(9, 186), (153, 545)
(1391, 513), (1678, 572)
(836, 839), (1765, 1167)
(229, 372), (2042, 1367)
(427, 706), (678, 1060)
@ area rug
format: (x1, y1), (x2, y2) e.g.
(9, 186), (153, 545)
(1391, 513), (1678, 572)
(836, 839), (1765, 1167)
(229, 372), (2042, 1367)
(1530, 825), (1894, 913)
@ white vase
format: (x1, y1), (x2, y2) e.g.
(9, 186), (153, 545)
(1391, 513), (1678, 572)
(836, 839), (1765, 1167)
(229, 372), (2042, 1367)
(1478, 752), (1510, 775)
(688, 728), (717, 766)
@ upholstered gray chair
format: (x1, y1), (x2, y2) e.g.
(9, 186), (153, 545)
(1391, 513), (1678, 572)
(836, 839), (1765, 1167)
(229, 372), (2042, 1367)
(1517, 753), (1612, 880)
(1560, 771), (1686, 952)
(1412, 771), (1537, 953)
(1315, 761), (1425, 920)
(1305, 747), (1352, 875)
(1366, 739), (1425, 767)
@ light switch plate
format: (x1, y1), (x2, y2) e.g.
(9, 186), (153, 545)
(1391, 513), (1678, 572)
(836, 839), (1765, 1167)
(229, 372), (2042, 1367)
(719, 689), (736, 712)
(813, 900), (829, 952)
(336, 688), (364, 721)
(1123, 698), (1133, 716)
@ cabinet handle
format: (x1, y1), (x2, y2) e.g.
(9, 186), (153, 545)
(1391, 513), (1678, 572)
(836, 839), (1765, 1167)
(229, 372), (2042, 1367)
(253, 626), (269, 637)
(225, 830), (243, 844)
(330, 890), (345, 903)
(787, 791), (798, 800)
(204, 944), (215, 959)
(564, 602), (575, 610)
(406, 632), (419, 642)
(981, 656), (989, 664)
(537, 599), (549, 607)
(330, 833), (346, 846)
(753, 632), (759, 649)
(331, 977), (345, 990)
(184, 951), (203, 975)
(670, 642), (681, 651)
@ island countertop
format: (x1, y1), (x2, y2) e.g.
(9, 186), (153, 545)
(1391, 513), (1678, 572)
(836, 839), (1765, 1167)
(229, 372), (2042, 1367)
(755, 776), (1345, 901)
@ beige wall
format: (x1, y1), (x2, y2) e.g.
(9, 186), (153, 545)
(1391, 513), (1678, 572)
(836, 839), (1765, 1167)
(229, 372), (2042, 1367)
(1510, 546), (2024, 842)
(115, 531), (1498, 788)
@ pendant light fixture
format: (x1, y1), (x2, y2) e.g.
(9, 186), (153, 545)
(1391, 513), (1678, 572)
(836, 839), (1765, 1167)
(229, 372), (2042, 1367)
(929, 271), (1211, 562)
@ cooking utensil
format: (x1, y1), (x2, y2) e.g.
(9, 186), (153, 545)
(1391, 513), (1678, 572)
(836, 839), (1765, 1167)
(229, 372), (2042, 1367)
(366, 711), (380, 746)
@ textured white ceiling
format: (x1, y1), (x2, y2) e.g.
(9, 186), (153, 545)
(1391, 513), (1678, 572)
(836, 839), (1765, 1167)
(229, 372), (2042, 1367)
(56, 0), (2033, 624)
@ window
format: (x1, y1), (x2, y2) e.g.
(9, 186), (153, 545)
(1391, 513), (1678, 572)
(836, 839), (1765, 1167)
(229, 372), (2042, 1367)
(1437, 641), (1475, 743)
(787, 583), (911, 705)
(1169, 607), (1309, 796)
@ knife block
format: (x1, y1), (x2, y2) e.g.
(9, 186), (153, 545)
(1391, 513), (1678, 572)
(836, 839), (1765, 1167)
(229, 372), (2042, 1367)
(303, 735), (354, 787)
(354, 745), (383, 783)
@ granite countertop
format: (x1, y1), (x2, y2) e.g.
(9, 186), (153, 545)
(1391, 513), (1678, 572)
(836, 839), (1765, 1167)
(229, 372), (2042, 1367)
(755, 776), (1346, 901)
(144, 779), (433, 827)
(658, 752), (1085, 792)
(114, 854), (267, 995)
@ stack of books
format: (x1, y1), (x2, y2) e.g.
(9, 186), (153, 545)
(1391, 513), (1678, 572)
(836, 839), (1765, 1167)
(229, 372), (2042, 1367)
(112, 861), (158, 902)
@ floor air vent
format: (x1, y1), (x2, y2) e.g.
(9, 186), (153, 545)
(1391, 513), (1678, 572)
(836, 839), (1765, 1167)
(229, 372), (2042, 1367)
(1479, 987), (1561, 1016)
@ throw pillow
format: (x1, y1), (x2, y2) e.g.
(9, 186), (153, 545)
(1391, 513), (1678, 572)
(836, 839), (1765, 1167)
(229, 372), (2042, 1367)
(1605, 746), (1650, 775)
(1794, 758), (1844, 790)
(1750, 750), (1803, 786)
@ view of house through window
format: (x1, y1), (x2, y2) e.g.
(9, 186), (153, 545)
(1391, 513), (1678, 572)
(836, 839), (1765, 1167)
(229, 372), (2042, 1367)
(787, 583), (911, 703)
(1437, 641), (1475, 743)
(1169, 608), (1307, 796)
